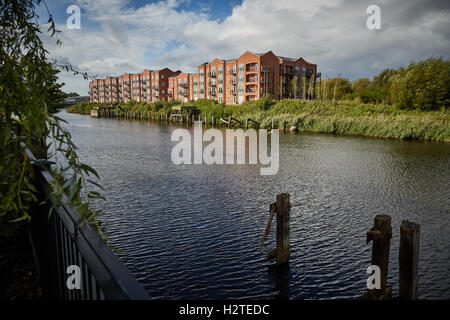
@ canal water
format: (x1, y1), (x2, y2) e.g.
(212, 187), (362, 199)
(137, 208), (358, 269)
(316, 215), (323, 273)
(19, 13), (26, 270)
(61, 110), (450, 299)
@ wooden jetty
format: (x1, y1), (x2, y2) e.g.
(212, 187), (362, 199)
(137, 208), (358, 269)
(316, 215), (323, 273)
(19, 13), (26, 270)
(170, 105), (197, 122)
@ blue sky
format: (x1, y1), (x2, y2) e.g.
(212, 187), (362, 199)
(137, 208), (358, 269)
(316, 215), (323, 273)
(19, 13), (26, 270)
(38, 0), (450, 95)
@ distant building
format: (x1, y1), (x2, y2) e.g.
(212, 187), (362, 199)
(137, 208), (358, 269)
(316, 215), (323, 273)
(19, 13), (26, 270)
(64, 95), (90, 105)
(89, 50), (318, 104)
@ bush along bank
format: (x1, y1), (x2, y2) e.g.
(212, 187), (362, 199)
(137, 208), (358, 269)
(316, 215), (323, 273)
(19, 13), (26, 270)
(67, 98), (450, 142)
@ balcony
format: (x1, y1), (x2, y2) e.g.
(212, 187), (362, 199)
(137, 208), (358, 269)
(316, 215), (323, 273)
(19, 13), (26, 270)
(284, 69), (298, 75)
(210, 81), (216, 86)
(245, 84), (257, 93)
(246, 64), (258, 73)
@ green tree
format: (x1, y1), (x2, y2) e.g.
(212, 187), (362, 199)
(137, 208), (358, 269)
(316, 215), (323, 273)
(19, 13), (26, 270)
(390, 57), (450, 110)
(351, 78), (371, 94)
(290, 76), (299, 99)
(323, 77), (352, 101)
(0, 0), (104, 237)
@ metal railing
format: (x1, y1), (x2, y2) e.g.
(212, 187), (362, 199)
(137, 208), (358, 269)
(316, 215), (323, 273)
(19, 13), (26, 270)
(28, 150), (150, 300)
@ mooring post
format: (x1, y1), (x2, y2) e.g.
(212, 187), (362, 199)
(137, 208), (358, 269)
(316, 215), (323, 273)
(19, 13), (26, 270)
(276, 193), (291, 265)
(399, 220), (420, 300)
(367, 214), (392, 291)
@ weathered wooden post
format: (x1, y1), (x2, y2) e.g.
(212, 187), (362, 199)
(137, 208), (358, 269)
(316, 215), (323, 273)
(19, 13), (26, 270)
(245, 119), (249, 129)
(399, 220), (420, 300)
(276, 193), (290, 265)
(228, 116), (231, 128)
(283, 120), (287, 131)
(367, 214), (392, 292)
(259, 193), (291, 266)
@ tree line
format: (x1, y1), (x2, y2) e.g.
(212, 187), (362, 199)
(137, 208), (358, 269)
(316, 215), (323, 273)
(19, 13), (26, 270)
(284, 57), (449, 111)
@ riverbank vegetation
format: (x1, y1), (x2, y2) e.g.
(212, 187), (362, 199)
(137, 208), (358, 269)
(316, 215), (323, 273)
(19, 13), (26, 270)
(68, 97), (449, 142)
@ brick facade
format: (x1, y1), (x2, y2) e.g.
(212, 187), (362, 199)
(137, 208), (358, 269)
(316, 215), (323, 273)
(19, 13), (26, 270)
(89, 50), (317, 104)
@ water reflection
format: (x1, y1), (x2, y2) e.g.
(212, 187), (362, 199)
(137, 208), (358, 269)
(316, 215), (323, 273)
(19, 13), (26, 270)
(61, 111), (450, 300)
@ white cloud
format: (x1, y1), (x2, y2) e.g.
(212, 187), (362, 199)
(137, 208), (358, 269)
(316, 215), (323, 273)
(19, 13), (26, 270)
(42, 0), (450, 95)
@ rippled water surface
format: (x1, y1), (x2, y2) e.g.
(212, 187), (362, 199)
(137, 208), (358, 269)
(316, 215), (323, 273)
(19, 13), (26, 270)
(61, 111), (450, 299)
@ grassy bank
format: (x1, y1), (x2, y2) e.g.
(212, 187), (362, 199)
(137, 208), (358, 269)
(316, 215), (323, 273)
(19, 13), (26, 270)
(67, 99), (450, 142)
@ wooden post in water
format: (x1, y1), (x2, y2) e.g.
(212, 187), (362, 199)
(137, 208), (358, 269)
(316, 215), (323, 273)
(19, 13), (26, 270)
(259, 193), (291, 266)
(367, 214), (392, 292)
(276, 193), (291, 265)
(399, 220), (420, 300)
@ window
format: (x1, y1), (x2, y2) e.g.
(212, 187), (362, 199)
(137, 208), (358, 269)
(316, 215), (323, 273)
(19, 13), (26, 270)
(238, 64), (244, 73)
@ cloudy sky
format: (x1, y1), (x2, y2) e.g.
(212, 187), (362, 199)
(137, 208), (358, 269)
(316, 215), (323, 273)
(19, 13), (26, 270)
(37, 0), (450, 95)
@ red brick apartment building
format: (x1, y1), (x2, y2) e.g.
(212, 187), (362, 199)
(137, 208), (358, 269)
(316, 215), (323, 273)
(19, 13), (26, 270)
(89, 51), (317, 104)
